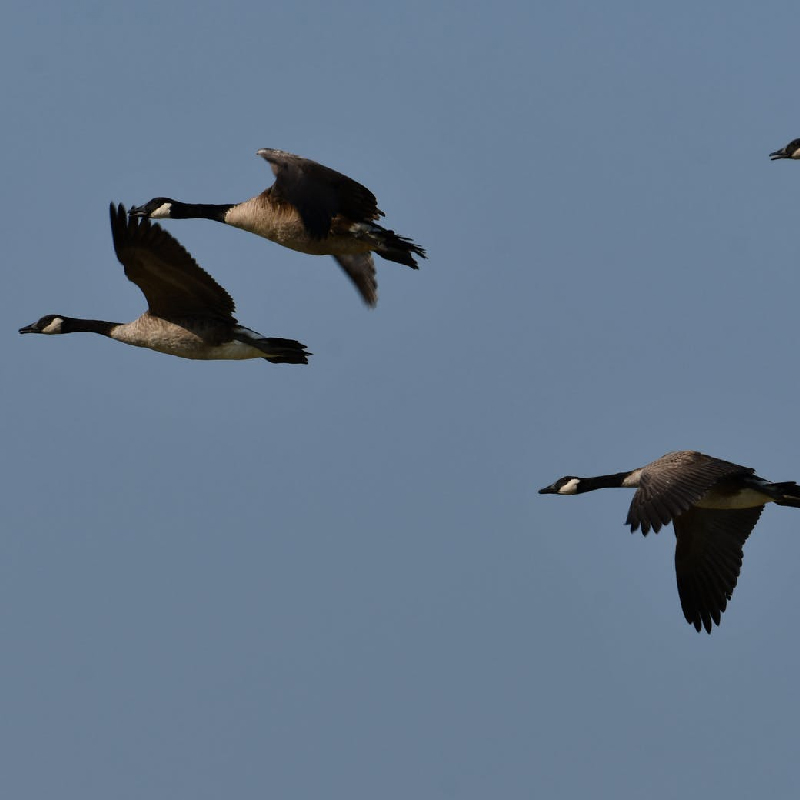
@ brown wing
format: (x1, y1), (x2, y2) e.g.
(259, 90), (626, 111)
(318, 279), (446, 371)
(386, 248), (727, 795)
(626, 451), (754, 534)
(109, 203), (235, 320)
(673, 506), (762, 633)
(333, 254), (378, 307)
(258, 148), (383, 239)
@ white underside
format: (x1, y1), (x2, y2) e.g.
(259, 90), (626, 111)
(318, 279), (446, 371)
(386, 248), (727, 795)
(694, 486), (773, 510)
(111, 319), (267, 360)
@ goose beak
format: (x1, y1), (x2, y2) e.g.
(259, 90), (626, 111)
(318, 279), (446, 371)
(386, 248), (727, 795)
(770, 149), (790, 160)
(128, 205), (147, 217)
(538, 484), (558, 494)
(18, 323), (36, 334)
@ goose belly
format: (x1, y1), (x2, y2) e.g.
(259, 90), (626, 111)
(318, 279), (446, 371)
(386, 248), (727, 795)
(694, 486), (773, 509)
(251, 222), (373, 256)
(225, 207), (375, 255)
(111, 319), (263, 360)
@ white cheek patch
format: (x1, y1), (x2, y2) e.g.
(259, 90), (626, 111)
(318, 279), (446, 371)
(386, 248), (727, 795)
(41, 317), (64, 334)
(559, 478), (581, 495)
(149, 202), (173, 218)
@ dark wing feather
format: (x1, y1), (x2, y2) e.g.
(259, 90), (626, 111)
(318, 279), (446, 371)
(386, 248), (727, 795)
(333, 254), (378, 307)
(673, 506), (762, 633)
(626, 451), (753, 534)
(109, 203), (235, 320)
(259, 149), (383, 240)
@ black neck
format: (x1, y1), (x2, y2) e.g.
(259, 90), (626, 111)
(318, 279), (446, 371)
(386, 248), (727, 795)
(577, 471), (630, 492)
(62, 317), (119, 336)
(170, 201), (234, 222)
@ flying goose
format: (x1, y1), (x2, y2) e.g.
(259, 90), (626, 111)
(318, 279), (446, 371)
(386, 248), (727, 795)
(19, 204), (310, 364)
(129, 148), (426, 307)
(539, 450), (800, 633)
(769, 138), (800, 160)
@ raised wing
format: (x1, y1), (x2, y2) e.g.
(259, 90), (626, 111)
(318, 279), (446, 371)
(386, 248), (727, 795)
(673, 506), (762, 633)
(626, 451), (753, 534)
(257, 148), (383, 239)
(109, 203), (235, 320)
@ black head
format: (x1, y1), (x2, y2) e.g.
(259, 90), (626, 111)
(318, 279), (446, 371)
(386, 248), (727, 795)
(18, 314), (67, 335)
(538, 476), (582, 495)
(128, 198), (176, 218)
(769, 138), (800, 160)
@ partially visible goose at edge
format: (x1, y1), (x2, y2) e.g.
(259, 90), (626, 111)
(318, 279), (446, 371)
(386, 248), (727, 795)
(19, 204), (310, 365)
(129, 148), (427, 307)
(769, 138), (800, 160)
(539, 450), (800, 633)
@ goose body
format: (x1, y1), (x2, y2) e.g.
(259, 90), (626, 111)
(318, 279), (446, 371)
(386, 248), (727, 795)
(129, 148), (426, 307)
(539, 450), (800, 633)
(769, 138), (800, 160)
(19, 204), (310, 365)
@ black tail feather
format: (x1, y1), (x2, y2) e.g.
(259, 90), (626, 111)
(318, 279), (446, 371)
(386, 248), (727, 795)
(260, 337), (310, 365)
(771, 481), (800, 508)
(374, 226), (426, 269)
(232, 327), (310, 364)
(243, 336), (310, 365)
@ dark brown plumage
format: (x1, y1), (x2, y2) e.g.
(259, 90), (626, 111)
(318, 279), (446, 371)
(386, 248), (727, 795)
(19, 204), (310, 364)
(129, 148), (426, 307)
(539, 450), (800, 633)
(110, 202), (235, 321)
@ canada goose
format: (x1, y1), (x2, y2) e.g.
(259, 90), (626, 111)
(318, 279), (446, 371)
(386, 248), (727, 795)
(539, 450), (800, 633)
(769, 138), (800, 160)
(129, 148), (426, 307)
(19, 204), (310, 364)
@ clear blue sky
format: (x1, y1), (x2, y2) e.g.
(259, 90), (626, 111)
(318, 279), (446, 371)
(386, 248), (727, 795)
(4, 1), (800, 797)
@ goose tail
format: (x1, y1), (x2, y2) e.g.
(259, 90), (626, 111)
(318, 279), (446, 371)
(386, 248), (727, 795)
(359, 224), (426, 269)
(255, 337), (311, 365)
(233, 327), (311, 364)
(771, 481), (800, 508)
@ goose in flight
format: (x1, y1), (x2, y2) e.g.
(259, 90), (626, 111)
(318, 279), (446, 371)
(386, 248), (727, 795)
(539, 450), (800, 632)
(19, 204), (310, 365)
(769, 138), (800, 160)
(129, 148), (426, 307)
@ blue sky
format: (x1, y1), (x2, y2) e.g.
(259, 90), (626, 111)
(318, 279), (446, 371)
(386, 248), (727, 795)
(5, 1), (800, 797)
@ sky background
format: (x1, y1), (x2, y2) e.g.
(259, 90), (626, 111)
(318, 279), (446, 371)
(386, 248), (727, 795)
(4, 1), (800, 797)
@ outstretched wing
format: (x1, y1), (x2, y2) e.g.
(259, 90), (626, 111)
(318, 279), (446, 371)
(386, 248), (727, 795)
(257, 148), (383, 239)
(109, 203), (235, 320)
(626, 451), (753, 534)
(673, 506), (762, 633)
